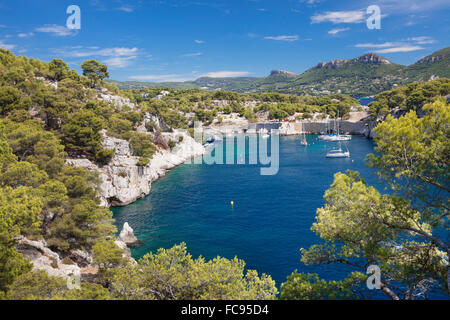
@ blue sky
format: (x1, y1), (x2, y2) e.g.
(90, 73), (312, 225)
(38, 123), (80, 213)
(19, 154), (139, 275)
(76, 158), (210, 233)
(0, 0), (449, 81)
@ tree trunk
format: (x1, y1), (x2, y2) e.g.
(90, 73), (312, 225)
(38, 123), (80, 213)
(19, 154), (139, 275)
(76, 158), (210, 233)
(380, 283), (400, 300)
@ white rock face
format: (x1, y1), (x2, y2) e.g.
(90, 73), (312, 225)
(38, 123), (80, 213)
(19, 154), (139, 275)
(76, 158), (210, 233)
(98, 92), (136, 110)
(16, 238), (81, 279)
(67, 130), (206, 207)
(118, 222), (138, 245)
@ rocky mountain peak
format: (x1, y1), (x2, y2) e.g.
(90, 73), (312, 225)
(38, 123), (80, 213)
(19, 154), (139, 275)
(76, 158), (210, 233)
(353, 53), (391, 64)
(416, 55), (443, 64)
(315, 59), (347, 69)
(269, 70), (298, 77)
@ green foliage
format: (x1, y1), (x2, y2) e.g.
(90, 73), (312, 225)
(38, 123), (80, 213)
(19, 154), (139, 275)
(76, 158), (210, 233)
(47, 200), (116, 251)
(0, 86), (22, 114)
(58, 165), (98, 200)
(137, 157), (149, 167)
(81, 60), (109, 87)
(95, 148), (115, 165)
(281, 272), (365, 300)
(108, 243), (278, 300)
(0, 186), (43, 293)
(48, 59), (69, 81)
(107, 115), (133, 139)
(5, 270), (111, 300)
(5, 270), (66, 300)
(295, 96), (449, 299)
(367, 98), (449, 216)
(62, 110), (104, 156)
(128, 132), (156, 159)
(93, 240), (125, 269)
(145, 121), (160, 133)
(1, 161), (48, 188)
(168, 139), (176, 149)
(369, 79), (450, 116)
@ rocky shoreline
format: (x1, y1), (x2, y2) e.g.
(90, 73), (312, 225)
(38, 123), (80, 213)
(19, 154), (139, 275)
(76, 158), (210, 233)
(67, 130), (206, 208)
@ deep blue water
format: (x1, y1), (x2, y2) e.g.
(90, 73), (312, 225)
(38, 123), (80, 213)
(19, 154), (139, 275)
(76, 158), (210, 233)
(357, 97), (375, 106)
(113, 136), (378, 282)
(112, 135), (447, 299)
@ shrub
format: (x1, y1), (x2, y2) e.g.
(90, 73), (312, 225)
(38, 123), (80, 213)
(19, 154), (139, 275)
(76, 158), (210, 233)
(168, 140), (176, 150)
(137, 157), (149, 167)
(129, 132), (156, 159)
(95, 148), (115, 165)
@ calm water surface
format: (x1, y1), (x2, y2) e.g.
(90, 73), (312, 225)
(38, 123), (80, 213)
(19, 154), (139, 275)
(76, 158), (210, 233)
(113, 135), (381, 286)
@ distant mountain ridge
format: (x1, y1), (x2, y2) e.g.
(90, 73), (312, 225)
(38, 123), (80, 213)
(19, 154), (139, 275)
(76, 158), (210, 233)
(109, 47), (450, 97)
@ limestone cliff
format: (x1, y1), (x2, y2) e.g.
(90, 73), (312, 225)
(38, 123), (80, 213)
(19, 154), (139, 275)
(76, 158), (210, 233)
(67, 130), (205, 207)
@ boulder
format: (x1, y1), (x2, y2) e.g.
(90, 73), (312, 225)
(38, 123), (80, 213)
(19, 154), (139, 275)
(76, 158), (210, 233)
(16, 237), (81, 279)
(118, 222), (139, 246)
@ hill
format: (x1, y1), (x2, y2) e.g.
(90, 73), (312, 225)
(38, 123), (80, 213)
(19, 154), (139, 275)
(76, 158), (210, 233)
(109, 47), (450, 97)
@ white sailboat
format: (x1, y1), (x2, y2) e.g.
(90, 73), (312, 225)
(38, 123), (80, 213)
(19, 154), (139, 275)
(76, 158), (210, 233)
(300, 122), (308, 146)
(326, 141), (350, 158)
(319, 112), (352, 141)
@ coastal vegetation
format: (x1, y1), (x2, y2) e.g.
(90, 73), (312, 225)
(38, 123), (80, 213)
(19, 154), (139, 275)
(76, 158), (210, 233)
(0, 47), (448, 300)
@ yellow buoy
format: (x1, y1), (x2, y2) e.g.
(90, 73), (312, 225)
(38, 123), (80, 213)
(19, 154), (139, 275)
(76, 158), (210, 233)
(231, 201), (234, 207)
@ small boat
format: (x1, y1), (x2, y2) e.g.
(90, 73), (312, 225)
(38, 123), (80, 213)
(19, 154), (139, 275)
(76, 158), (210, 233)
(326, 142), (350, 158)
(206, 134), (223, 143)
(259, 128), (269, 135)
(300, 132), (308, 146)
(319, 134), (351, 141)
(319, 112), (352, 141)
(326, 149), (350, 158)
(261, 133), (270, 139)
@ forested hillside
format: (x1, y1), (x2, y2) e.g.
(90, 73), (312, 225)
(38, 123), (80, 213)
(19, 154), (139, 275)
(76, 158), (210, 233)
(0, 49), (279, 299)
(111, 47), (450, 97)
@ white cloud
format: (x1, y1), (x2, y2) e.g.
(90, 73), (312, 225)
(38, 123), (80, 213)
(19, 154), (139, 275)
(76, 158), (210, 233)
(328, 28), (350, 35)
(35, 24), (75, 37)
(62, 47), (139, 58)
(118, 6), (133, 12)
(311, 10), (366, 24)
(129, 74), (195, 82)
(376, 0), (450, 12)
(264, 35), (299, 42)
(18, 32), (34, 38)
(104, 56), (137, 68)
(355, 42), (399, 49)
(0, 40), (15, 50)
(355, 36), (435, 54)
(406, 36), (437, 44)
(129, 71), (251, 82)
(100, 47), (138, 56)
(374, 46), (424, 54)
(54, 46), (140, 68)
(194, 40), (204, 44)
(181, 52), (203, 57)
(200, 71), (250, 78)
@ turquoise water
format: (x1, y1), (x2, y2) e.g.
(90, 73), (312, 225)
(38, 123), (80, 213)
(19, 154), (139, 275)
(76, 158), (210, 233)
(112, 135), (381, 286)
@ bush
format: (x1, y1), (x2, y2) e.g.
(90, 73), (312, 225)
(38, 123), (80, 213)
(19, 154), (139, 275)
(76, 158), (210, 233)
(95, 148), (115, 165)
(93, 240), (125, 269)
(129, 132), (156, 159)
(118, 170), (128, 178)
(137, 157), (149, 167)
(168, 140), (176, 150)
